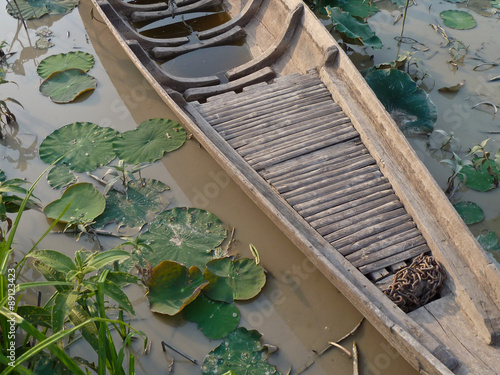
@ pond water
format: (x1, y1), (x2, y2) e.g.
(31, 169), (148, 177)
(337, 0), (500, 263)
(0, 1), (417, 375)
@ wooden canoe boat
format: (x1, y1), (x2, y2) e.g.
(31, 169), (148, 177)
(88, 0), (500, 373)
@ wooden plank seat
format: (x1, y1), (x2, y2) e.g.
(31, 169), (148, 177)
(131, 0), (222, 23)
(106, 0), (198, 17)
(127, 40), (220, 91)
(184, 67), (276, 101)
(100, 2), (189, 50)
(152, 26), (246, 59)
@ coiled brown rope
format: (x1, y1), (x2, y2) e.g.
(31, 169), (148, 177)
(383, 253), (446, 313)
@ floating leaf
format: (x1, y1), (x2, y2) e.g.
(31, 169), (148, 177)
(147, 261), (208, 315)
(47, 165), (77, 189)
(201, 327), (279, 375)
(44, 183), (106, 223)
(94, 179), (169, 230)
(35, 37), (54, 50)
(6, 0), (79, 20)
(438, 80), (465, 93)
(326, 6), (383, 49)
(458, 160), (500, 192)
(364, 69), (437, 134)
(184, 295), (240, 339)
(113, 118), (186, 164)
(138, 207), (227, 270)
(476, 231), (500, 252)
(37, 51), (95, 79)
(39, 122), (119, 173)
(40, 69), (96, 104)
(204, 258), (266, 303)
(453, 201), (484, 225)
(327, 0), (378, 18)
(492, 0), (500, 9)
(440, 10), (476, 30)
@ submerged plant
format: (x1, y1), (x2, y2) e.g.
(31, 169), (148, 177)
(440, 152), (472, 198)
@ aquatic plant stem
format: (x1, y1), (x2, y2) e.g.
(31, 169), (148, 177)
(397, 0), (412, 56)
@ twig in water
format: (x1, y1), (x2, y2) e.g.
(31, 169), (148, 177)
(328, 342), (352, 358)
(161, 341), (197, 364)
(353, 341), (359, 375)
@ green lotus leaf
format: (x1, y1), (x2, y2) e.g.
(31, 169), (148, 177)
(44, 183), (106, 223)
(492, 0), (500, 9)
(364, 69), (437, 134)
(201, 327), (279, 375)
(137, 207), (227, 270)
(326, 6), (382, 49)
(39, 122), (119, 173)
(476, 231), (500, 252)
(113, 118), (186, 164)
(458, 160), (500, 192)
(147, 260), (208, 315)
(94, 179), (169, 230)
(204, 258), (266, 302)
(37, 51), (95, 79)
(440, 10), (476, 30)
(326, 0), (378, 18)
(47, 165), (77, 189)
(6, 0), (78, 20)
(453, 201), (484, 225)
(183, 295), (240, 339)
(40, 69), (96, 104)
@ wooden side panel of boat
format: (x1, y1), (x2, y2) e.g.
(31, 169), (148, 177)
(88, 0), (500, 373)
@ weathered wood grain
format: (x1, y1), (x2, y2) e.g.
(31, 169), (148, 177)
(358, 245), (429, 274)
(131, 0), (222, 23)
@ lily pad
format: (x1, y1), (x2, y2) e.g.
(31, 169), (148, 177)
(147, 260), (208, 315)
(453, 201), (484, 225)
(37, 51), (95, 79)
(458, 160), (500, 192)
(492, 0), (500, 9)
(113, 118), (186, 164)
(94, 179), (169, 230)
(326, 6), (383, 49)
(184, 295), (240, 339)
(204, 258), (266, 303)
(44, 183), (106, 224)
(40, 69), (96, 104)
(440, 10), (476, 30)
(201, 327), (279, 375)
(476, 231), (500, 252)
(47, 165), (77, 189)
(6, 0), (79, 20)
(364, 68), (437, 134)
(327, 0), (378, 18)
(35, 37), (54, 50)
(137, 207), (227, 270)
(39, 122), (119, 173)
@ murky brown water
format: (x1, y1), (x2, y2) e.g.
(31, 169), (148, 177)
(0, 2), (418, 374)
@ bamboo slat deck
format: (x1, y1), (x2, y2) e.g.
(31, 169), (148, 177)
(192, 69), (429, 284)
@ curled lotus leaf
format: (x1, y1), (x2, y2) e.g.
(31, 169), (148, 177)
(201, 327), (279, 375)
(39, 122), (119, 173)
(364, 68), (437, 135)
(113, 118), (186, 164)
(6, 0), (78, 20)
(458, 160), (500, 192)
(183, 295), (240, 339)
(37, 51), (95, 79)
(137, 207), (227, 270)
(453, 201), (484, 225)
(203, 257), (266, 302)
(147, 260), (208, 316)
(440, 10), (476, 30)
(44, 183), (106, 224)
(326, 6), (382, 49)
(39, 69), (96, 104)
